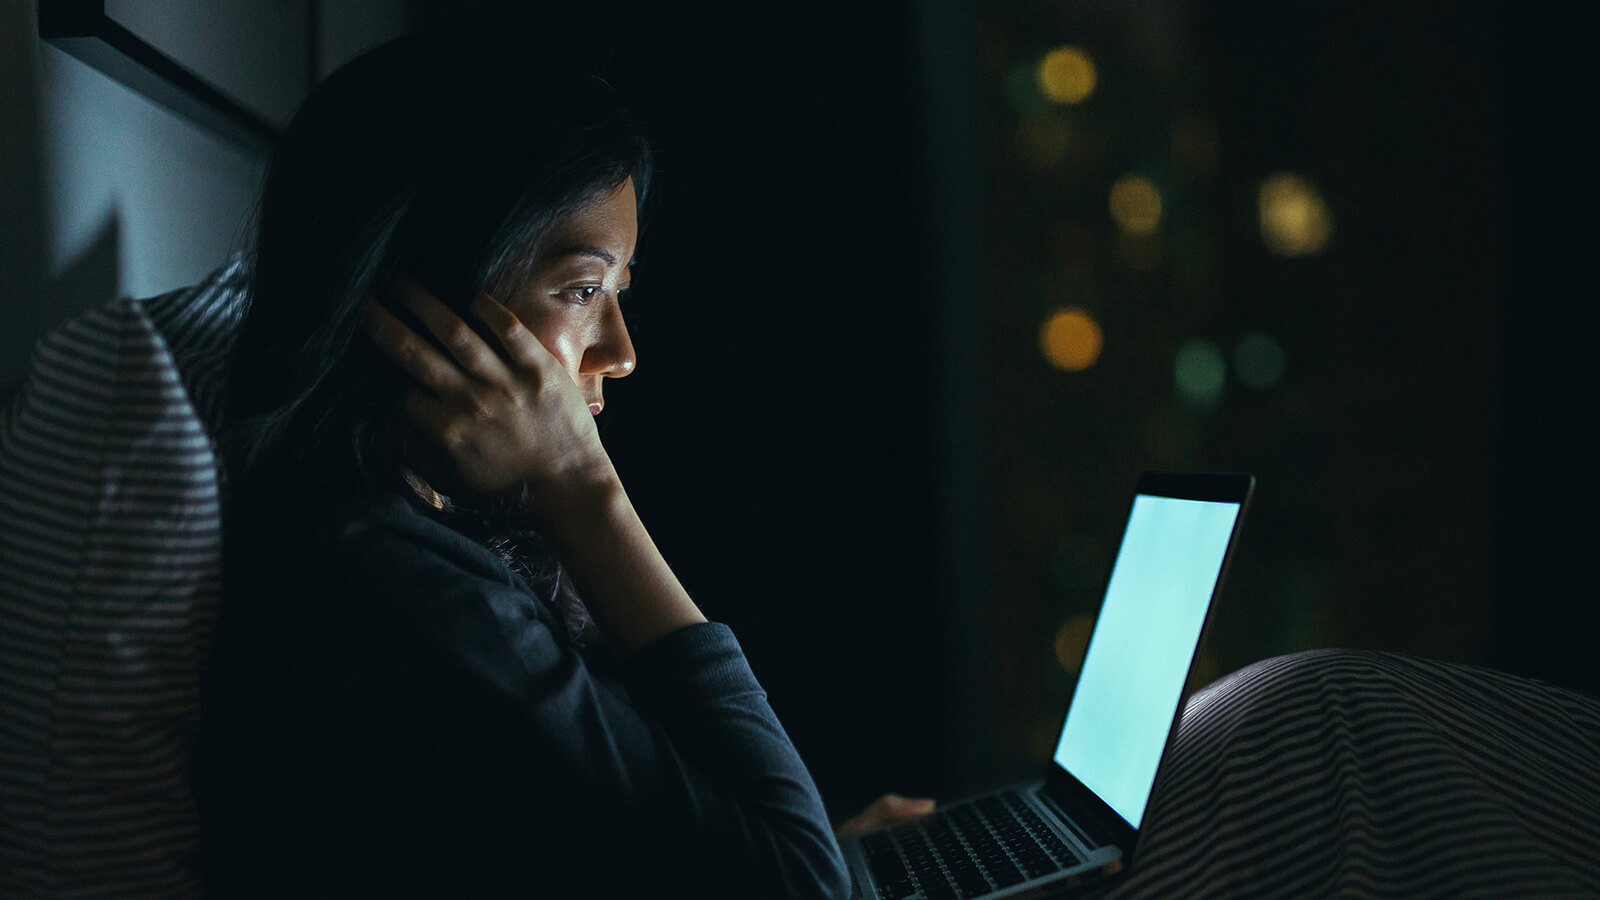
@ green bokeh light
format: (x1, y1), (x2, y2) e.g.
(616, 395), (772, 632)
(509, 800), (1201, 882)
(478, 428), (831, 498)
(1174, 337), (1226, 406)
(1234, 332), (1286, 390)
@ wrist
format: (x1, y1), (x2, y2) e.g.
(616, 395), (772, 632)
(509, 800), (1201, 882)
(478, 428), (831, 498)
(519, 470), (705, 655)
(521, 462), (626, 533)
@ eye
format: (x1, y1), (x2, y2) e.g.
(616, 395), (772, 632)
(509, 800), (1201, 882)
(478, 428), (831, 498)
(560, 286), (602, 305)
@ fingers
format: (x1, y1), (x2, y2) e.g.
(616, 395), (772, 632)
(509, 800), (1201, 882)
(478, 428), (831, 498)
(390, 279), (512, 384)
(468, 292), (559, 374)
(834, 813), (873, 839)
(876, 794), (937, 818)
(361, 297), (470, 396)
(862, 794), (936, 827)
(834, 793), (937, 838)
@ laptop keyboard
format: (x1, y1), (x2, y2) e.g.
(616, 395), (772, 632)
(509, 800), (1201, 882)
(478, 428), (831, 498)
(861, 790), (1085, 900)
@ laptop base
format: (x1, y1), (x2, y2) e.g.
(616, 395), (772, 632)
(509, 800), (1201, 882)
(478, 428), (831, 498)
(843, 784), (1122, 900)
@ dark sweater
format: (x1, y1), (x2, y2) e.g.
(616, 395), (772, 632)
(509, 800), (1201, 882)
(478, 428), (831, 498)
(196, 495), (849, 898)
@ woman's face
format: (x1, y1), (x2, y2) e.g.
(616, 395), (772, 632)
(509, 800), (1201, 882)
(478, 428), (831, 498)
(505, 178), (639, 415)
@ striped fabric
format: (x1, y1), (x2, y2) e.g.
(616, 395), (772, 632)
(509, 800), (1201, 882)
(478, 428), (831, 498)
(1093, 649), (1600, 898)
(0, 260), (245, 898)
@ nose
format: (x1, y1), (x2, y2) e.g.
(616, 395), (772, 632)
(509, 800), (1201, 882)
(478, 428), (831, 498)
(581, 295), (636, 378)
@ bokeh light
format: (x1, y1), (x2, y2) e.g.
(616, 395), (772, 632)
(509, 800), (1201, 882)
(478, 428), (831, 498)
(1174, 337), (1226, 405)
(1234, 332), (1286, 390)
(1037, 46), (1097, 105)
(1109, 174), (1162, 235)
(1258, 172), (1333, 257)
(1053, 614), (1097, 674)
(1039, 308), (1104, 371)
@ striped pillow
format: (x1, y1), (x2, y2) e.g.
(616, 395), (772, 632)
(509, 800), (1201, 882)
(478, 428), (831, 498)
(0, 260), (245, 898)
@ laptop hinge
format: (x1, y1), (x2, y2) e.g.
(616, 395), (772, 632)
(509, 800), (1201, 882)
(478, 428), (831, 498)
(1037, 784), (1116, 851)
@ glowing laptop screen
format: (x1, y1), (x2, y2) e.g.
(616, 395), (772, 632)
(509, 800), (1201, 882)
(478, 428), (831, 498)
(1051, 494), (1240, 828)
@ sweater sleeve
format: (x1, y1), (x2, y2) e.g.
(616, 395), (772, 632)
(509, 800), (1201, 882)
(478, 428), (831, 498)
(226, 504), (849, 899)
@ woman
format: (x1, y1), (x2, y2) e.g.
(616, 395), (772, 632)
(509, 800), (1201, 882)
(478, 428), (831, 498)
(197, 35), (919, 898)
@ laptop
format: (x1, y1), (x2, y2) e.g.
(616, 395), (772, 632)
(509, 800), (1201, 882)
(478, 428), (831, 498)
(843, 472), (1255, 900)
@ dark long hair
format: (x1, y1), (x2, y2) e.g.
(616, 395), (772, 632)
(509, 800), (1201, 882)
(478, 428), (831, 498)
(224, 35), (651, 639)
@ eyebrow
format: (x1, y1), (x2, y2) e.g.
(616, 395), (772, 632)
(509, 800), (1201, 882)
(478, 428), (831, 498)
(551, 245), (635, 268)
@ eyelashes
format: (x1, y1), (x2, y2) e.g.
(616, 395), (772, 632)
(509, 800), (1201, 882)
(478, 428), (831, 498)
(556, 285), (633, 306)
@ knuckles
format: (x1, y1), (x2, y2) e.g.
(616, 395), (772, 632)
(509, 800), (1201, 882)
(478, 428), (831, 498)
(388, 334), (419, 364)
(502, 332), (541, 369)
(459, 389), (495, 423)
(442, 322), (479, 356)
(462, 384), (520, 420)
(438, 419), (470, 453)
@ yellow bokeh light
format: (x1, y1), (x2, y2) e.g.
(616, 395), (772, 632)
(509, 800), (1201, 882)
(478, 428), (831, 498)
(1037, 47), (1097, 105)
(1109, 174), (1162, 235)
(1053, 614), (1096, 673)
(1258, 172), (1333, 257)
(1040, 307), (1104, 371)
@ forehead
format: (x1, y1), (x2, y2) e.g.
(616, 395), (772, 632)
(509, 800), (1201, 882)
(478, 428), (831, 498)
(544, 179), (638, 257)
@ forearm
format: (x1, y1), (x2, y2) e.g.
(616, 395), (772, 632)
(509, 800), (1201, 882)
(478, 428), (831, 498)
(535, 474), (706, 655)
(622, 623), (851, 898)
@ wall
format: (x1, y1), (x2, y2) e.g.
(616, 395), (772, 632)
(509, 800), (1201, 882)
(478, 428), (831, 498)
(0, 0), (413, 394)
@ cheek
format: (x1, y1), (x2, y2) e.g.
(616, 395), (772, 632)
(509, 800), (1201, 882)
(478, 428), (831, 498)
(520, 308), (590, 380)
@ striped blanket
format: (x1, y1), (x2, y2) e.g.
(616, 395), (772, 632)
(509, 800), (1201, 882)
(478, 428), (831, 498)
(1093, 649), (1600, 898)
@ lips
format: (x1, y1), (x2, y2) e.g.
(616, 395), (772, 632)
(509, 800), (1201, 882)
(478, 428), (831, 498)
(587, 402), (603, 416)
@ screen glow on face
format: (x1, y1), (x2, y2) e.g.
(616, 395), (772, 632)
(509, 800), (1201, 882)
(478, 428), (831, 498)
(1052, 495), (1240, 828)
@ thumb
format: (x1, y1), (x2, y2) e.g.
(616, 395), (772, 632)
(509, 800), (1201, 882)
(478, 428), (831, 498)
(882, 794), (937, 816)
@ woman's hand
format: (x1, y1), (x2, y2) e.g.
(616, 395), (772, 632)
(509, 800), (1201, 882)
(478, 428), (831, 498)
(363, 277), (705, 654)
(836, 794), (937, 838)
(361, 279), (616, 516)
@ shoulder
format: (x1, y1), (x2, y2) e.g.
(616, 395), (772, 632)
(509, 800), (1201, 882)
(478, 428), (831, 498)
(217, 493), (579, 718)
(224, 491), (550, 639)
(329, 500), (557, 633)
(332, 498), (519, 585)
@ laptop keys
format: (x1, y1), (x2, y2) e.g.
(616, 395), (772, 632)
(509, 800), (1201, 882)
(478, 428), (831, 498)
(984, 794), (1079, 876)
(865, 790), (1084, 899)
(864, 833), (916, 898)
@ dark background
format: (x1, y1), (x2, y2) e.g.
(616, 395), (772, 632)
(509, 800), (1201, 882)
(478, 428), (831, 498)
(403, 0), (1600, 816)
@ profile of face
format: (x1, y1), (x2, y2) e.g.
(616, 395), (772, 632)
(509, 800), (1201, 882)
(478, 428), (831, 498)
(503, 178), (639, 416)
